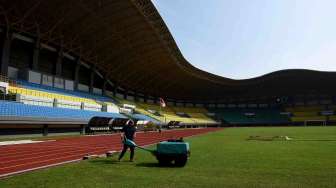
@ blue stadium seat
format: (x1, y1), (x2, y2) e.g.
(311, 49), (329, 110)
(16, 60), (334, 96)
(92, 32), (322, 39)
(0, 101), (126, 121)
(131, 113), (161, 124)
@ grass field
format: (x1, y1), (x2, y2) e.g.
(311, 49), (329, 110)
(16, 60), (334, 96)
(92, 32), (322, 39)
(1, 127), (336, 188)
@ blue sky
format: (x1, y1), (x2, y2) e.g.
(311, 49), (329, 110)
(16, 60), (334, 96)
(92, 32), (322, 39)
(152, 0), (336, 79)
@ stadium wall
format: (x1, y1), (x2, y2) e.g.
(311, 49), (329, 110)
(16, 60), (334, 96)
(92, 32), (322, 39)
(0, 29), (166, 104)
(1, 29), (336, 123)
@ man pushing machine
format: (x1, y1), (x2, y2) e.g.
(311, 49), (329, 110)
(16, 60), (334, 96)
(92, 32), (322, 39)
(116, 119), (190, 167)
(118, 119), (137, 162)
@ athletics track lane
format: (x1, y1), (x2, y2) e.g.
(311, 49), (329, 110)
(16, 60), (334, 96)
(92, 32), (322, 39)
(0, 128), (221, 178)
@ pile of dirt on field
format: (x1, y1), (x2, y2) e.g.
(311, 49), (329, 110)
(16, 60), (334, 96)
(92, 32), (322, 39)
(247, 135), (292, 141)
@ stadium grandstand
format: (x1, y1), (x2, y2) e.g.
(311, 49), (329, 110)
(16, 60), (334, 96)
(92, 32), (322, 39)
(0, 0), (335, 137)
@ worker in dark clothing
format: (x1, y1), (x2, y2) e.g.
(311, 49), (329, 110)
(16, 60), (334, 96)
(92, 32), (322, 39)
(118, 119), (137, 162)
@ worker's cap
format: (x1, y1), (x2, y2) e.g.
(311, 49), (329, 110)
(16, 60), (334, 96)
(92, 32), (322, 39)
(126, 119), (135, 126)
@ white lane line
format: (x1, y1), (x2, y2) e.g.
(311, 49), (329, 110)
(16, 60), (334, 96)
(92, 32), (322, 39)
(0, 159), (82, 179)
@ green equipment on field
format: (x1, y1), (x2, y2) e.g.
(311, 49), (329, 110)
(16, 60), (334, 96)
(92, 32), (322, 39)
(123, 138), (190, 167)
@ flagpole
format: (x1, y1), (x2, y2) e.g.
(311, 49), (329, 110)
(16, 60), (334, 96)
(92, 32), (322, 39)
(160, 104), (162, 122)
(159, 98), (166, 125)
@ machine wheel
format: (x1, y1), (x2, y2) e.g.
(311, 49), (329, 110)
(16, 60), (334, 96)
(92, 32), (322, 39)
(158, 159), (172, 166)
(157, 155), (173, 166)
(174, 155), (188, 167)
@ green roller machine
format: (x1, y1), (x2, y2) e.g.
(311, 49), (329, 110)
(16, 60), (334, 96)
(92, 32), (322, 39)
(123, 138), (190, 167)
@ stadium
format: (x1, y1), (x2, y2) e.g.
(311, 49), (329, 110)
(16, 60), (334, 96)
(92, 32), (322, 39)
(0, 0), (335, 187)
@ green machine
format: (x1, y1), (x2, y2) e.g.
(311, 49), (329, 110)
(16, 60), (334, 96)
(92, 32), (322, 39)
(123, 138), (190, 167)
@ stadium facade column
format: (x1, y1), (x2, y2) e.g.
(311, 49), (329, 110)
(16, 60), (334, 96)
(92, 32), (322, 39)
(183, 101), (187, 107)
(32, 36), (40, 70)
(113, 84), (117, 97)
(74, 58), (81, 90)
(144, 94), (148, 103)
(89, 66), (95, 93)
(0, 30), (12, 76)
(123, 90), (128, 100)
(55, 48), (63, 76)
(102, 79), (107, 95)
(134, 91), (138, 101)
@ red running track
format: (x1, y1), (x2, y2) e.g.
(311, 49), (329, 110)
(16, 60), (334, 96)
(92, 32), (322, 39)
(0, 128), (220, 178)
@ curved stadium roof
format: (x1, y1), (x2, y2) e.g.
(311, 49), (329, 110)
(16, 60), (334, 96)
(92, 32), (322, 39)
(1, 0), (335, 102)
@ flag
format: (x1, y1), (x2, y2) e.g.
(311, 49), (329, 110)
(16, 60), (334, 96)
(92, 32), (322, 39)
(159, 97), (166, 108)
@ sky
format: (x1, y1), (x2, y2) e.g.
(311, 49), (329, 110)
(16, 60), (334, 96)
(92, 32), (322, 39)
(152, 0), (336, 79)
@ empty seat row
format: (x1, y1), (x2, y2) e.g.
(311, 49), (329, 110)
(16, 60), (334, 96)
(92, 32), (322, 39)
(117, 97), (217, 125)
(209, 108), (290, 125)
(9, 86), (98, 104)
(285, 105), (333, 122)
(17, 80), (114, 102)
(0, 101), (125, 121)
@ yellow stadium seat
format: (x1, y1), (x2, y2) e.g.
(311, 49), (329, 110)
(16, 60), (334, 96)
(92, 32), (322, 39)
(286, 105), (328, 123)
(8, 86), (100, 106)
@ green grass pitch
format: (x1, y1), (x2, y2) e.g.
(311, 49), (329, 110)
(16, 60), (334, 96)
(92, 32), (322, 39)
(1, 127), (336, 188)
